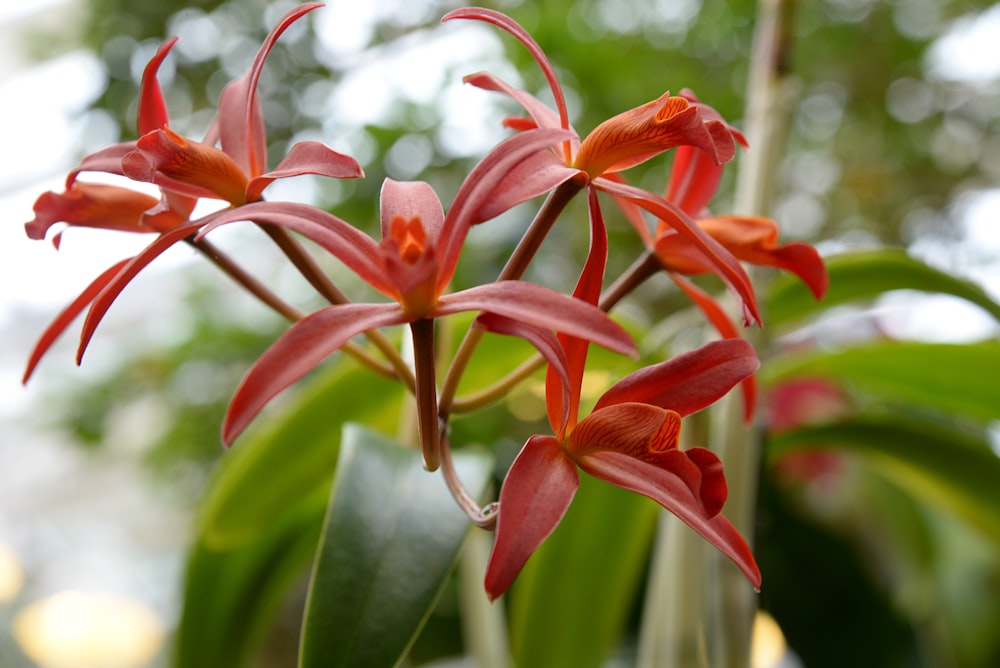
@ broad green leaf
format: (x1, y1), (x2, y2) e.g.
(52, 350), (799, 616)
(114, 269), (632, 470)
(763, 341), (1000, 423)
(174, 486), (327, 668)
(768, 418), (1000, 544)
(198, 355), (404, 547)
(299, 424), (493, 668)
(768, 248), (1000, 326)
(508, 474), (659, 668)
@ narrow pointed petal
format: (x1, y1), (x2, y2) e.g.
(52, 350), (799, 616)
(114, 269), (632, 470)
(218, 3), (323, 177)
(438, 127), (578, 291)
(664, 145), (724, 218)
(435, 281), (636, 357)
(223, 303), (406, 444)
(77, 222), (204, 363)
(380, 178), (444, 242)
(197, 201), (396, 299)
(485, 435), (579, 600)
(137, 37), (178, 135)
(576, 447), (760, 587)
(22, 259), (131, 383)
(663, 216), (829, 299)
(66, 143), (136, 185)
(594, 338), (759, 417)
(123, 129), (249, 204)
(475, 312), (573, 434)
(246, 141), (363, 201)
(462, 71), (565, 133)
(595, 177), (761, 325)
(25, 183), (161, 241)
(444, 8), (570, 134)
(545, 187), (608, 435)
(668, 274), (758, 421)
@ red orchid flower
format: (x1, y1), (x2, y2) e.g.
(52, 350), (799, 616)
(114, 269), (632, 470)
(477, 189), (760, 599)
(22, 3), (362, 383)
(205, 178), (637, 473)
(442, 7), (760, 325)
(483, 337), (762, 600)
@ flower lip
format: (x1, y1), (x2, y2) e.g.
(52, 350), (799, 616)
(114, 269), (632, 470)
(574, 93), (707, 178)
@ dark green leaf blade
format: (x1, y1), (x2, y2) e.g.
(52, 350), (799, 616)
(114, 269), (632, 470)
(768, 248), (1000, 326)
(299, 424), (492, 668)
(768, 418), (1000, 544)
(508, 474), (659, 668)
(763, 341), (1000, 423)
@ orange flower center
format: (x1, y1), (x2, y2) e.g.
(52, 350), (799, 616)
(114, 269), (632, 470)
(389, 214), (427, 265)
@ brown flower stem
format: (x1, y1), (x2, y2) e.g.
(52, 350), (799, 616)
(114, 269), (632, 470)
(410, 318), (441, 471)
(190, 236), (398, 381)
(190, 237), (305, 322)
(258, 223), (416, 392)
(599, 249), (662, 312)
(438, 177), (586, 417)
(496, 176), (586, 283)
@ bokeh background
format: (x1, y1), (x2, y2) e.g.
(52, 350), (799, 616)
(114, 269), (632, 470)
(1, 0), (998, 666)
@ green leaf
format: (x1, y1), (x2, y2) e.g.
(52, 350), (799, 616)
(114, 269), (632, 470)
(508, 474), (659, 668)
(174, 486), (327, 668)
(763, 341), (1000, 423)
(768, 418), (1000, 544)
(198, 356), (404, 548)
(299, 424), (493, 668)
(768, 248), (1000, 326)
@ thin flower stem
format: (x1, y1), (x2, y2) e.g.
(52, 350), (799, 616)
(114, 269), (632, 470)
(258, 223), (416, 392)
(438, 177), (585, 417)
(496, 176), (586, 283)
(410, 318), (441, 471)
(440, 426), (498, 528)
(190, 237), (305, 321)
(599, 249), (662, 312)
(451, 354), (545, 414)
(190, 237), (399, 380)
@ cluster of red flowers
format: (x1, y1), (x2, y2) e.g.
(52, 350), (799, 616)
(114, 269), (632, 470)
(22, 4), (827, 600)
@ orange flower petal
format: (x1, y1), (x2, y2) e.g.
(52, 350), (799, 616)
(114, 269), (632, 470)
(123, 128), (249, 205)
(25, 183), (161, 241)
(657, 216), (829, 299)
(575, 93), (699, 177)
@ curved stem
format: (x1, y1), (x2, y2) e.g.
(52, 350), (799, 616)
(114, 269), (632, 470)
(451, 354), (545, 414)
(258, 223), (416, 392)
(440, 426), (498, 528)
(439, 178), (585, 417)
